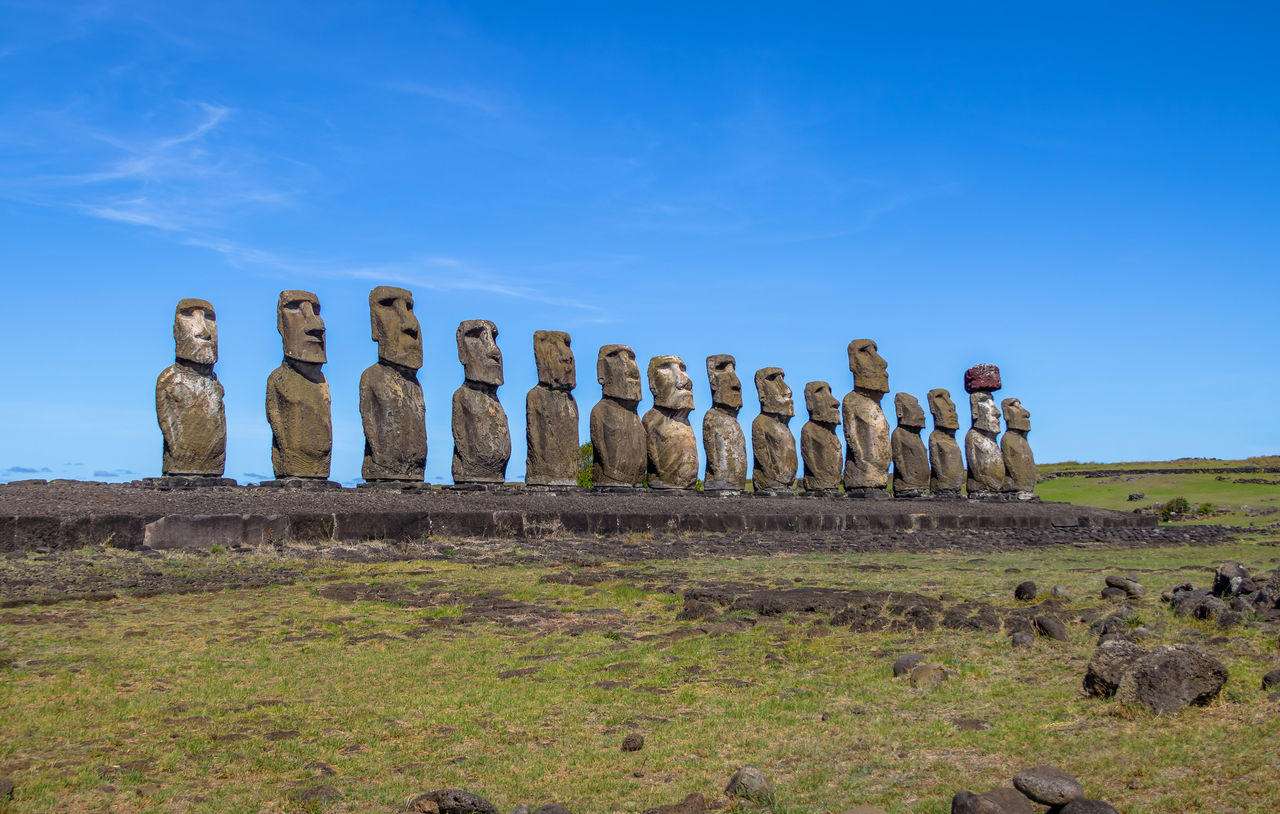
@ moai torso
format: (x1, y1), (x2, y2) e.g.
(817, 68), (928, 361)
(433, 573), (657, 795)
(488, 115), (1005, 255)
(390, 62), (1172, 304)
(891, 393), (929, 496)
(927, 388), (964, 495)
(702, 355), (747, 491)
(452, 319), (510, 484)
(360, 362), (426, 480)
(157, 298), (226, 476)
(526, 331), (579, 486)
(965, 391), (1007, 494)
(751, 367), (797, 492)
(1001, 398), (1036, 493)
(361, 286), (426, 481)
(842, 339), (892, 492)
(801, 382), (842, 492)
(267, 290), (332, 479)
(642, 355), (698, 489)
(591, 344), (645, 487)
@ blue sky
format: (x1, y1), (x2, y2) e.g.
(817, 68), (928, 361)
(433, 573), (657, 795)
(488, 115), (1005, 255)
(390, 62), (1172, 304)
(0, 2), (1276, 485)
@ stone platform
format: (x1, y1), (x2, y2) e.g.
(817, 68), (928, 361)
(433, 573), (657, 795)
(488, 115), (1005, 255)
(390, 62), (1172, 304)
(0, 480), (1159, 552)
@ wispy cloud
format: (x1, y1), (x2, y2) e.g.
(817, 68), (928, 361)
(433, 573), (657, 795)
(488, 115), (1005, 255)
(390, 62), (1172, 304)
(770, 183), (962, 244)
(389, 80), (504, 116)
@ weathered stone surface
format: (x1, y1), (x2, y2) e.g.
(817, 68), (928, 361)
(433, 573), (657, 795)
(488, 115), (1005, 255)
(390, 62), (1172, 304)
(410, 789), (499, 814)
(978, 787), (1034, 814)
(157, 299), (225, 476)
(893, 653), (926, 677)
(267, 291), (331, 479)
(526, 331), (579, 486)
(1057, 800), (1119, 814)
(621, 732), (644, 751)
(1000, 398), (1035, 493)
(724, 766), (775, 807)
(1010, 631), (1035, 648)
(926, 388), (964, 496)
(702, 355), (747, 491)
(643, 356), (697, 490)
(891, 392), (929, 496)
(591, 345), (645, 487)
(909, 663), (953, 688)
(1033, 614), (1068, 641)
(1261, 668), (1280, 690)
(1012, 766), (1084, 806)
(452, 320), (510, 484)
(1114, 644), (1229, 713)
(966, 393), (1006, 495)
(801, 381), (842, 492)
(752, 367), (797, 493)
(1014, 580), (1037, 601)
(949, 791), (1001, 814)
(843, 339), (891, 492)
(964, 363), (1002, 394)
(1213, 561), (1252, 597)
(1084, 639), (1147, 698)
(360, 286), (425, 482)
(641, 793), (706, 814)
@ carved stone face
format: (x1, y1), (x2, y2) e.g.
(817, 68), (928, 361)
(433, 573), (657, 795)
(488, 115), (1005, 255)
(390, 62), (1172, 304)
(755, 367), (793, 418)
(894, 393), (927, 430)
(369, 286), (422, 369)
(457, 319), (503, 385)
(533, 330), (575, 390)
(970, 392), (1001, 434)
(848, 338), (888, 394)
(598, 344), (642, 402)
(804, 381), (839, 424)
(174, 298), (217, 365)
(278, 290), (326, 364)
(648, 355), (694, 411)
(706, 354), (742, 410)
(928, 388), (959, 431)
(1002, 398), (1031, 432)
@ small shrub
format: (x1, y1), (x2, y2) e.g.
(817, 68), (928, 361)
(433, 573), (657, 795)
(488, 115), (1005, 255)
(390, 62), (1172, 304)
(210, 544), (226, 554)
(1197, 502), (1214, 515)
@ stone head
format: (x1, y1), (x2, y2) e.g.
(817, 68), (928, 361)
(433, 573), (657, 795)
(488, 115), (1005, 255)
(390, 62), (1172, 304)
(278, 290), (326, 364)
(847, 338), (888, 394)
(456, 319), (503, 386)
(533, 330), (575, 390)
(927, 388), (959, 431)
(804, 381), (839, 424)
(1002, 397), (1031, 432)
(597, 344), (642, 402)
(648, 355), (694, 411)
(970, 392), (1001, 434)
(755, 367), (793, 418)
(894, 393), (927, 431)
(174, 298), (217, 365)
(369, 286), (421, 369)
(706, 354), (742, 410)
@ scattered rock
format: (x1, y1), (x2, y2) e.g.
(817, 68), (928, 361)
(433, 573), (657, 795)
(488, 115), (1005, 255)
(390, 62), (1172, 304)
(1114, 644), (1228, 714)
(532, 805), (572, 814)
(408, 800), (442, 814)
(909, 663), (954, 689)
(892, 653), (926, 677)
(1014, 581), (1037, 601)
(724, 766), (775, 807)
(1084, 639), (1147, 698)
(1261, 668), (1280, 690)
(1099, 586), (1127, 601)
(1213, 562), (1252, 597)
(0, 777), (12, 800)
(1056, 800), (1119, 814)
(953, 717), (991, 732)
(979, 786), (1033, 813)
(290, 784), (342, 805)
(1127, 493), (1144, 501)
(1010, 632), (1035, 649)
(410, 789), (500, 814)
(1033, 614), (1068, 642)
(676, 600), (719, 622)
(949, 790), (1001, 814)
(839, 808), (888, 814)
(1012, 765), (1084, 805)
(1104, 575), (1145, 597)
(621, 733), (644, 752)
(509, 807), (530, 814)
(641, 792), (706, 814)
(1050, 585), (1072, 600)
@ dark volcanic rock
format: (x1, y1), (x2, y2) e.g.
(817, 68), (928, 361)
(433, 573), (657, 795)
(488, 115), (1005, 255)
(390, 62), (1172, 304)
(1033, 614), (1068, 642)
(411, 789), (500, 814)
(641, 793), (706, 814)
(950, 790), (1000, 814)
(1213, 561), (1251, 597)
(1012, 765), (1084, 805)
(1114, 644), (1228, 714)
(1084, 639), (1147, 698)
(1010, 632), (1035, 648)
(724, 766), (775, 806)
(621, 733), (644, 752)
(290, 784), (342, 805)
(1261, 668), (1280, 690)
(1014, 581), (1037, 601)
(1056, 800), (1119, 814)
(893, 653), (926, 677)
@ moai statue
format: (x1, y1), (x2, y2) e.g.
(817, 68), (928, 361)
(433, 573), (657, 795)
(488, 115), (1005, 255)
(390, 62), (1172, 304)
(842, 339), (892, 498)
(800, 381), (842, 493)
(265, 290), (333, 481)
(890, 393), (930, 498)
(751, 367), (797, 495)
(451, 319), (511, 484)
(926, 388), (965, 498)
(702, 354), (747, 493)
(155, 298), (229, 483)
(360, 286), (426, 482)
(1001, 397), (1036, 496)
(525, 330), (579, 486)
(643, 356), (698, 489)
(964, 363), (1007, 497)
(590, 344), (645, 488)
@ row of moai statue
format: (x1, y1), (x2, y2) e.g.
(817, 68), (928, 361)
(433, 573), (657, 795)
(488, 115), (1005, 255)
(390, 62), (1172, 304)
(155, 290), (1035, 496)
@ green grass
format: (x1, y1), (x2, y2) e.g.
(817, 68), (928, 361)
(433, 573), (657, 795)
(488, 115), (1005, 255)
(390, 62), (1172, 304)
(3, 540), (1280, 812)
(1036, 471), (1280, 528)
(1038, 456), (1280, 474)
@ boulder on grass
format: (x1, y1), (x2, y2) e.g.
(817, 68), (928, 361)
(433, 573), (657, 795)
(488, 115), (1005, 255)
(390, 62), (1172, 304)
(1084, 639), (1147, 698)
(1113, 644), (1228, 714)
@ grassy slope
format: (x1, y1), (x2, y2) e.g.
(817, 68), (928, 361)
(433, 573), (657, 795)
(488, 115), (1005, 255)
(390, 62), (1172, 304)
(2, 541), (1280, 813)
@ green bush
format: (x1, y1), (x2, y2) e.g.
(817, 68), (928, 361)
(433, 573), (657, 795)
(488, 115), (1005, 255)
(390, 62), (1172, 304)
(577, 442), (594, 489)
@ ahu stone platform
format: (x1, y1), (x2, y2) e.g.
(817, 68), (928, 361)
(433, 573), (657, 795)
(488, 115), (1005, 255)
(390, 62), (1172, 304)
(0, 480), (1159, 552)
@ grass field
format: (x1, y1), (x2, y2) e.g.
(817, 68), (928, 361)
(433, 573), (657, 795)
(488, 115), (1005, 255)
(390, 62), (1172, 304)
(3, 535), (1280, 813)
